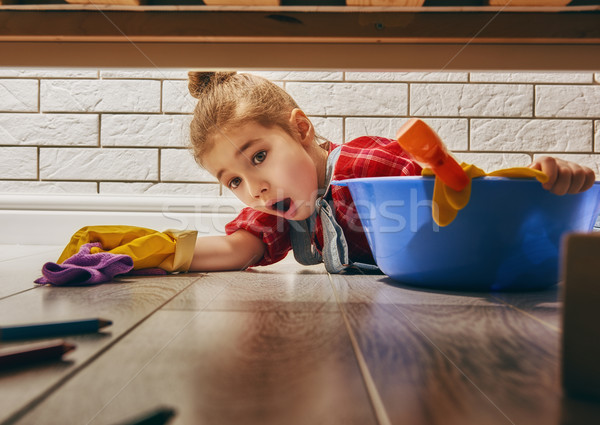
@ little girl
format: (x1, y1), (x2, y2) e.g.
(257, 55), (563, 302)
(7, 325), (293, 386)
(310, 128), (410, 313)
(187, 71), (596, 273)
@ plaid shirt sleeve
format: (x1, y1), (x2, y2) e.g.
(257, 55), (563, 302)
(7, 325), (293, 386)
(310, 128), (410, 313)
(333, 135), (422, 180)
(225, 207), (291, 267)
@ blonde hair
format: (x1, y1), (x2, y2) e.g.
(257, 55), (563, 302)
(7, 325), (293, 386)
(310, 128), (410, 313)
(188, 71), (328, 166)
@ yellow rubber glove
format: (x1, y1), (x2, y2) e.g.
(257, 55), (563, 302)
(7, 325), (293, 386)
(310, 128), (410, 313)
(422, 164), (549, 227)
(57, 225), (198, 272)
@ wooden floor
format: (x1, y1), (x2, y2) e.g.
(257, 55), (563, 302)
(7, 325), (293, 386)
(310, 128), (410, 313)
(1, 245), (600, 425)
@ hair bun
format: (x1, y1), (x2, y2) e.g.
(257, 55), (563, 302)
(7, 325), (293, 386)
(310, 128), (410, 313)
(188, 71), (236, 98)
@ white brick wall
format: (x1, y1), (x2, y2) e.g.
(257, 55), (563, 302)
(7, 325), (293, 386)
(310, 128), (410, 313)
(41, 80), (162, 113)
(0, 80), (38, 112)
(0, 114), (98, 146)
(0, 69), (598, 198)
(410, 84), (533, 117)
(39, 148), (158, 181)
(0, 147), (37, 179)
(535, 85), (600, 118)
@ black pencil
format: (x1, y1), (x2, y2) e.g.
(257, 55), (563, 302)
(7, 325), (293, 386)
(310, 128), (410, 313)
(0, 339), (76, 369)
(0, 318), (112, 341)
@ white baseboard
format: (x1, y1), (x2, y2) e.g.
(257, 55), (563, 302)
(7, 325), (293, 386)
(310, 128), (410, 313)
(1, 194), (244, 245)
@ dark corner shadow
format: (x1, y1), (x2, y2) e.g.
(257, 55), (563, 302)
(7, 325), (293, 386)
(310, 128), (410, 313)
(561, 394), (600, 425)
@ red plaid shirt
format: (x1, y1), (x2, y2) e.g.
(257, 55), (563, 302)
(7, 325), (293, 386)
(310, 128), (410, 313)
(225, 136), (422, 266)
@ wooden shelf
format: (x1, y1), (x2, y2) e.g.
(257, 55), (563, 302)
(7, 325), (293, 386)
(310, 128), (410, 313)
(0, 5), (599, 69)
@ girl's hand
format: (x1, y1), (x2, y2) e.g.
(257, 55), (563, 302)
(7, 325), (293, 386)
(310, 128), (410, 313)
(529, 156), (596, 195)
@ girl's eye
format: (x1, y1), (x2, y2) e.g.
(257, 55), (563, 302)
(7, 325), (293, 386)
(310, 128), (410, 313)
(228, 177), (241, 189)
(253, 151), (267, 165)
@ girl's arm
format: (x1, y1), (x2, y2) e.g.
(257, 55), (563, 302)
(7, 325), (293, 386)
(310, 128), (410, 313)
(529, 156), (596, 195)
(188, 229), (265, 272)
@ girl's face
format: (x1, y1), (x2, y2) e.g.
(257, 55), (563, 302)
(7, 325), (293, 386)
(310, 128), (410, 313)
(203, 114), (325, 221)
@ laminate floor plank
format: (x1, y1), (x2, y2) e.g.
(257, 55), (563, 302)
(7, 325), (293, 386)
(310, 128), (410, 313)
(0, 273), (202, 425)
(165, 255), (338, 312)
(490, 286), (561, 331)
(0, 247), (62, 299)
(330, 273), (568, 425)
(14, 309), (378, 425)
(331, 271), (498, 307)
(342, 303), (518, 425)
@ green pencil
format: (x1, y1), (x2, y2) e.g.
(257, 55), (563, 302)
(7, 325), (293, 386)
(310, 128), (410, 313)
(0, 318), (112, 341)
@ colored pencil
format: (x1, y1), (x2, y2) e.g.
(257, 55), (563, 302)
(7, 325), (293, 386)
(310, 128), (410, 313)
(0, 318), (112, 341)
(0, 339), (76, 369)
(112, 407), (176, 425)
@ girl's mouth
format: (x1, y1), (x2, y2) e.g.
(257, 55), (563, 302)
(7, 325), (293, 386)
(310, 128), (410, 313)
(269, 197), (292, 213)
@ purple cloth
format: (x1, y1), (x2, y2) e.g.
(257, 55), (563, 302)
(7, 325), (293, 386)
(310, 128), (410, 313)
(35, 242), (142, 286)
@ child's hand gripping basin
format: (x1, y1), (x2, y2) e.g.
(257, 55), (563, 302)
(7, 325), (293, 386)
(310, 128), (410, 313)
(334, 119), (600, 291)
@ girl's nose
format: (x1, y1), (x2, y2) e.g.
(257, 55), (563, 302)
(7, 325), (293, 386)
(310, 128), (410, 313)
(251, 181), (268, 199)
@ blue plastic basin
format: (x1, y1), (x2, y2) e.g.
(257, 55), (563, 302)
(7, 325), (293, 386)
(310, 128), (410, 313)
(333, 177), (600, 291)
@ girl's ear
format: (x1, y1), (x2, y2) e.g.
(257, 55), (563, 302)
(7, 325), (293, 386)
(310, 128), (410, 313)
(289, 108), (314, 146)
